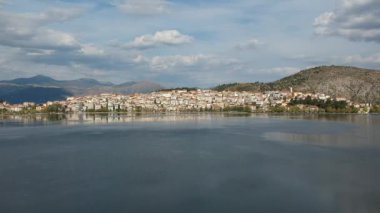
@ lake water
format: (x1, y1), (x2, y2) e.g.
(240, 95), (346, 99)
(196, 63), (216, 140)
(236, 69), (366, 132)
(0, 113), (379, 213)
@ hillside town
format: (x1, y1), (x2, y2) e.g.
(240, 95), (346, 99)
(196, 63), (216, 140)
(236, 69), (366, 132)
(0, 88), (375, 114)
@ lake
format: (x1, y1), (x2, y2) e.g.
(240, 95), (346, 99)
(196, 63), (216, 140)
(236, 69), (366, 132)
(0, 113), (379, 213)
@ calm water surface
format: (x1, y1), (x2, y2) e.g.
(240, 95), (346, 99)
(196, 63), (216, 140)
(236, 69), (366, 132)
(0, 114), (379, 213)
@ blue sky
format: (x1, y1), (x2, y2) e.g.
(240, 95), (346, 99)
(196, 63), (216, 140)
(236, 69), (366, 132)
(0, 0), (379, 87)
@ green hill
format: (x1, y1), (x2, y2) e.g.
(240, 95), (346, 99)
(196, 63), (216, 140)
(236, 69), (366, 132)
(213, 66), (380, 104)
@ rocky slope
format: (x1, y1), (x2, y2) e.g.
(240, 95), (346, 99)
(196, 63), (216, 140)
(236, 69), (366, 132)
(213, 66), (380, 104)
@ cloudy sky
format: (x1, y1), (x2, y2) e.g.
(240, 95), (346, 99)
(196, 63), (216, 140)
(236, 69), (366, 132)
(0, 0), (379, 87)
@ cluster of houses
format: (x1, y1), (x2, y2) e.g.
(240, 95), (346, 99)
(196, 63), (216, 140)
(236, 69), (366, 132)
(0, 102), (37, 113)
(62, 90), (287, 112)
(1, 88), (366, 114)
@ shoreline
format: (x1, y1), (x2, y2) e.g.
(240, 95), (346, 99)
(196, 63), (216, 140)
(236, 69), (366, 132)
(1, 112), (378, 127)
(0, 111), (378, 120)
(0, 110), (377, 117)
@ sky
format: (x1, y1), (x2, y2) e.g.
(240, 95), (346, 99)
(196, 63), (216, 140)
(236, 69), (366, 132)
(0, 0), (379, 87)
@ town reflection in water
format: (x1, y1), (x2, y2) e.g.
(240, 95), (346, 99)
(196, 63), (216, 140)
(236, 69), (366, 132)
(0, 112), (247, 126)
(0, 113), (379, 126)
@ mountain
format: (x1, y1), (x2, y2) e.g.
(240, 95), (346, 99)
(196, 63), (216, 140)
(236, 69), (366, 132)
(0, 76), (164, 104)
(213, 66), (380, 104)
(4, 75), (57, 85)
(73, 81), (164, 96)
(0, 84), (71, 104)
(0, 76), (113, 88)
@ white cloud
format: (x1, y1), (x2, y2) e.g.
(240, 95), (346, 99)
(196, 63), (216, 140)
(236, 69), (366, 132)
(39, 8), (84, 23)
(236, 38), (262, 49)
(26, 49), (55, 56)
(1, 0), (378, 86)
(132, 54), (148, 63)
(0, 9), (83, 50)
(39, 29), (79, 48)
(314, 0), (380, 42)
(314, 12), (336, 35)
(344, 53), (380, 64)
(268, 67), (300, 75)
(125, 30), (193, 49)
(249, 67), (300, 76)
(150, 55), (210, 71)
(340, 0), (379, 11)
(0, 27), (80, 50)
(112, 0), (169, 16)
(79, 44), (105, 56)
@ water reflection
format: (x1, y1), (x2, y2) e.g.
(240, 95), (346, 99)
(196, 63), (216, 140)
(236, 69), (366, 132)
(0, 113), (379, 213)
(1, 113), (379, 126)
(0, 113), (219, 126)
(279, 114), (380, 126)
(262, 131), (379, 147)
(262, 115), (380, 147)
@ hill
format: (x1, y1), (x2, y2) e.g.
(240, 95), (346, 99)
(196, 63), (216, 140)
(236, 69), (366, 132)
(0, 84), (71, 104)
(213, 66), (380, 104)
(0, 76), (164, 104)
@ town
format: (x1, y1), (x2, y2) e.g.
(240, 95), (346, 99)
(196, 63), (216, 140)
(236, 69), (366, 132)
(0, 89), (377, 114)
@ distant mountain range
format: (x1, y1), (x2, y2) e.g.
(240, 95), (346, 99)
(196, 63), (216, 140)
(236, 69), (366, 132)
(2, 66), (380, 104)
(213, 66), (380, 104)
(0, 75), (163, 104)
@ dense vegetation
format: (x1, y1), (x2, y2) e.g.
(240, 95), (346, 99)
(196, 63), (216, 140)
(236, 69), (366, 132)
(223, 106), (252, 113)
(214, 82), (272, 92)
(44, 103), (65, 113)
(289, 96), (347, 109)
(370, 105), (380, 113)
(288, 96), (359, 113)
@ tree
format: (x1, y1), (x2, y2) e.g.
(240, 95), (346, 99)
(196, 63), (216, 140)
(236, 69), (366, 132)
(45, 103), (65, 113)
